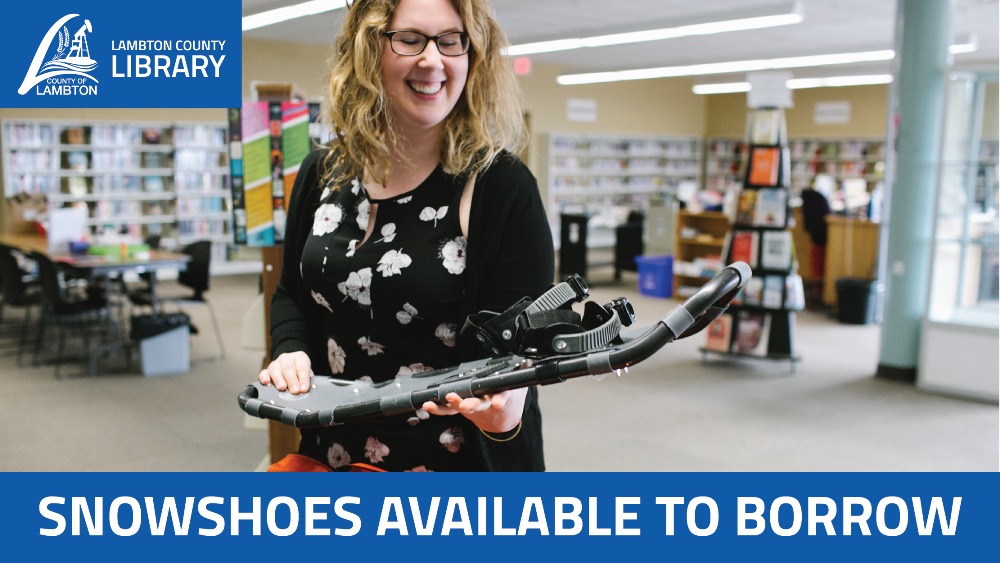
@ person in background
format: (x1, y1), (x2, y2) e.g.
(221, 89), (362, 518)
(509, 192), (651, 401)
(258, 0), (554, 472)
(800, 179), (832, 304)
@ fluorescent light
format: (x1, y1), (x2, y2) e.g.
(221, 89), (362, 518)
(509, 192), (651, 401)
(558, 50), (896, 85)
(692, 74), (893, 94)
(949, 32), (978, 54)
(692, 82), (751, 94)
(787, 74), (893, 88)
(243, 0), (348, 31)
(506, 11), (803, 56)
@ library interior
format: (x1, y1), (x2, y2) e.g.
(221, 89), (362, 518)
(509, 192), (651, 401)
(0, 0), (996, 472)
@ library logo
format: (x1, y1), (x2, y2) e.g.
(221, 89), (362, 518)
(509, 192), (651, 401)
(18, 13), (99, 96)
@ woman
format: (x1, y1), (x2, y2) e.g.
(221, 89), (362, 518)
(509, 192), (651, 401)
(259, 0), (554, 472)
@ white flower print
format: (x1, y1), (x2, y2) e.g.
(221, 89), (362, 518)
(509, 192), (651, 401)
(327, 443), (351, 469)
(405, 466), (433, 472)
(397, 196), (412, 204)
(364, 437), (389, 464)
(439, 426), (465, 453)
(327, 338), (346, 374)
(346, 239), (358, 257)
(356, 199), (370, 230)
(435, 323), (457, 348)
(312, 203), (343, 236)
(338, 267), (372, 306)
(358, 336), (385, 356)
(441, 236), (467, 275)
(375, 223), (396, 243)
(395, 303), (422, 324)
(311, 290), (332, 313)
(396, 363), (433, 377)
(350, 177), (362, 195)
(377, 249), (412, 277)
(419, 206), (448, 227)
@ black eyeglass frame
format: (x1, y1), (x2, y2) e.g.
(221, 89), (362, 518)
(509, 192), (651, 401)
(383, 30), (471, 57)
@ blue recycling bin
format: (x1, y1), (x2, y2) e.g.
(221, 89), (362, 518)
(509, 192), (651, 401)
(635, 255), (673, 298)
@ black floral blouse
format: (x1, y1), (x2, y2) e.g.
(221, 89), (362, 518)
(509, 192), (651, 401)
(297, 167), (476, 472)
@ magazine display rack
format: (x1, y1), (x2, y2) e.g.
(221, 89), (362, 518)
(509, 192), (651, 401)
(700, 108), (804, 373)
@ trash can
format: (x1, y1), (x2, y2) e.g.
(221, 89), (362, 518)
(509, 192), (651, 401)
(131, 313), (191, 376)
(635, 255), (673, 298)
(835, 278), (882, 324)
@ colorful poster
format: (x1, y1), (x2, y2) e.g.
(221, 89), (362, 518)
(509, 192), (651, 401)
(281, 100), (311, 211)
(241, 102), (275, 247)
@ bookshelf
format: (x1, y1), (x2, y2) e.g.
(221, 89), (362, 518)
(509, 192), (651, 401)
(701, 109), (804, 372)
(673, 210), (730, 298)
(2, 118), (240, 267)
(787, 138), (887, 196)
(539, 133), (702, 246)
(704, 138), (748, 193)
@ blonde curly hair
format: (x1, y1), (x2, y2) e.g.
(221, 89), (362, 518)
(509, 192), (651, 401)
(321, 0), (525, 187)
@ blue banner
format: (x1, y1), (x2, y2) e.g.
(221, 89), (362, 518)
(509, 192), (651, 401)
(1, 472), (996, 561)
(0, 0), (240, 108)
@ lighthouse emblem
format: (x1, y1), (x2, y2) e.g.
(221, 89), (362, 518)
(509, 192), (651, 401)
(19, 14), (99, 95)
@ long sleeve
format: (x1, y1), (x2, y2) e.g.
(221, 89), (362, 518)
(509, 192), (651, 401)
(269, 150), (325, 362)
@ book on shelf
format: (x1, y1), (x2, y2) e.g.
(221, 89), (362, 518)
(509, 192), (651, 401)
(704, 314), (733, 352)
(736, 190), (757, 224)
(66, 127), (84, 145)
(742, 277), (763, 306)
(732, 310), (771, 356)
(68, 177), (87, 196)
(760, 230), (793, 270)
(785, 274), (805, 310)
(754, 187), (787, 227)
(751, 110), (782, 145)
(762, 275), (784, 309)
(749, 147), (781, 186)
(67, 151), (88, 171)
(730, 230), (759, 268)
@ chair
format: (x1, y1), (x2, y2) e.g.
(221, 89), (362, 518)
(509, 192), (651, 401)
(30, 251), (108, 378)
(0, 244), (43, 365)
(131, 241), (225, 362)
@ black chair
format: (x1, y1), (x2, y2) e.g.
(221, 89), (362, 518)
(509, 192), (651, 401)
(30, 251), (107, 378)
(131, 241), (224, 362)
(0, 244), (43, 365)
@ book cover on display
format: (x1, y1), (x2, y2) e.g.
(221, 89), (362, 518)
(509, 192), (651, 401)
(730, 230), (759, 268)
(751, 109), (782, 145)
(748, 146), (780, 186)
(743, 277), (764, 306)
(732, 311), (771, 356)
(762, 275), (784, 309)
(704, 314), (733, 352)
(754, 187), (787, 227)
(760, 230), (793, 270)
(785, 274), (806, 310)
(736, 189), (757, 224)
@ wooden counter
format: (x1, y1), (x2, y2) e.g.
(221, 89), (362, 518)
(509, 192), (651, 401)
(824, 216), (880, 306)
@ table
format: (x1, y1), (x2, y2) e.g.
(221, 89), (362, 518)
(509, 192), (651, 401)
(0, 234), (191, 376)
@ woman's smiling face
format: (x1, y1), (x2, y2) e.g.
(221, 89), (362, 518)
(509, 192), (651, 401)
(381, 0), (469, 134)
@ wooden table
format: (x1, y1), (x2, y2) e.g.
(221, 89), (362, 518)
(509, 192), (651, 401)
(1, 234), (191, 375)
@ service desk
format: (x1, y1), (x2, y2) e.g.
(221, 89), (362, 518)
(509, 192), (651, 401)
(823, 216), (880, 306)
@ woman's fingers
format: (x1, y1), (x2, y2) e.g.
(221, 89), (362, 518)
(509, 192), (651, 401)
(258, 369), (271, 386)
(293, 353), (312, 393)
(267, 361), (287, 392)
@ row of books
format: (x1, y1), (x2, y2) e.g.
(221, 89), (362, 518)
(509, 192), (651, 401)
(553, 176), (668, 189)
(175, 172), (228, 192)
(704, 311), (773, 356)
(731, 274), (805, 310)
(552, 160), (700, 175)
(789, 139), (886, 160)
(735, 187), (788, 227)
(8, 150), (60, 171)
(173, 125), (226, 147)
(177, 197), (226, 214)
(178, 219), (228, 237)
(707, 139), (748, 158)
(728, 230), (796, 271)
(175, 149), (226, 170)
(551, 139), (699, 156)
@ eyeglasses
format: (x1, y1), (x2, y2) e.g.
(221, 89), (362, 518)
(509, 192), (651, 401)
(384, 30), (470, 57)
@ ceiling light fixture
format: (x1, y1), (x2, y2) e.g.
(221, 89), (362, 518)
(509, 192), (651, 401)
(692, 74), (894, 94)
(558, 50), (896, 85)
(507, 1), (804, 56)
(949, 32), (978, 54)
(242, 0), (348, 32)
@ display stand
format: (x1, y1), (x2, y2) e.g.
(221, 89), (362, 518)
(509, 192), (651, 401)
(700, 108), (804, 373)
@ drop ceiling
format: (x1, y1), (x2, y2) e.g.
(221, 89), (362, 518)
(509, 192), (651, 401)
(242, 0), (999, 83)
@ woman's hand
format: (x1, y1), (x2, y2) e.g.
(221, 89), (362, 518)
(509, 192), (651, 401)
(422, 388), (527, 434)
(259, 351), (313, 395)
